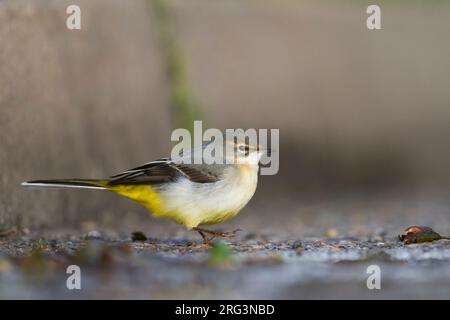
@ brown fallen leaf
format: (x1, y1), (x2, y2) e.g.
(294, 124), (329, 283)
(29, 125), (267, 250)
(399, 226), (449, 244)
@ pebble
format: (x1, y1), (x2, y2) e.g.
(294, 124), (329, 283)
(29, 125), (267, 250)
(84, 230), (102, 240)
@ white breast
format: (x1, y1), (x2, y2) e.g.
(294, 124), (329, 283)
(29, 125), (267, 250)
(155, 165), (259, 229)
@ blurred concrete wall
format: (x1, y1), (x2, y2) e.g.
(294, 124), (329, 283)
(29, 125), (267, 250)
(0, 0), (172, 228)
(1, 0), (450, 229)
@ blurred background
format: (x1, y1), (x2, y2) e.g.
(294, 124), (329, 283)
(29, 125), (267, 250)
(1, 0), (450, 238)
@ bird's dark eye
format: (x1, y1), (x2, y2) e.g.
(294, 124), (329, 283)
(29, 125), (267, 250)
(239, 144), (250, 152)
(238, 145), (250, 155)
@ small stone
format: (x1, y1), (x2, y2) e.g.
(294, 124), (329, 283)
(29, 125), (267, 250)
(84, 230), (102, 240)
(290, 240), (303, 250)
(0, 228), (17, 238)
(326, 228), (339, 238)
(131, 231), (148, 242)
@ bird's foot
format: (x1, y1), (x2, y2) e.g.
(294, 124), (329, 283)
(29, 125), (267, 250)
(194, 227), (242, 244)
(213, 229), (242, 239)
(190, 241), (213, 249)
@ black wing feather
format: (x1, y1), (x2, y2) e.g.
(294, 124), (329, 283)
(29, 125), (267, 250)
(107, 159), (220, 186)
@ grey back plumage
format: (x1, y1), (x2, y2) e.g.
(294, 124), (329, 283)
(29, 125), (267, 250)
(108, 159), (229, 186)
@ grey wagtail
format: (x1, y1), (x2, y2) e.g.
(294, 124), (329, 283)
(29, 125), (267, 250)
(22, 137), (266, 243)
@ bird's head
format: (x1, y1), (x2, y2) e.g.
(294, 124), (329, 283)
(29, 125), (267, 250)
(224, 138), (266, 166)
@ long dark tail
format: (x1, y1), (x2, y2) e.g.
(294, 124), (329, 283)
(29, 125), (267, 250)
(21, 179), (109, 190)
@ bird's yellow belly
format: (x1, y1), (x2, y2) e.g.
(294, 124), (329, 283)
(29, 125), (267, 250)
(109, 185), (164, 216)
(110, 184), (241, 229)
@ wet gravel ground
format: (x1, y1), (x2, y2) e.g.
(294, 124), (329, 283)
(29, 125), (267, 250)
(1, 229), (450, 299)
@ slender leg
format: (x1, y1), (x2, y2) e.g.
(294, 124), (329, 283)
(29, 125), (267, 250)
(194, 230), (217, 246)
(197, 230), (209, 244)
(193, 227), (241, 240)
